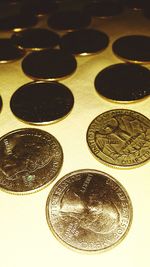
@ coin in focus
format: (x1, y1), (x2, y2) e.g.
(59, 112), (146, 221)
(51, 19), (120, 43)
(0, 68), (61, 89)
(11, 28), (60, 51)
(46, 169), (133, 252)
(60, 29), (109, 56)
(22, 49), (77, 81)
(0, 38), (25, 63)
(95, 63), (150, 102)
(112, 35), (150, 64)
(48, 10), (91, 31)
(84, 1), (123, 18)
(10, 81), (74, 125)
(87, 109), (150, 168)
(0, 128), (63, 194)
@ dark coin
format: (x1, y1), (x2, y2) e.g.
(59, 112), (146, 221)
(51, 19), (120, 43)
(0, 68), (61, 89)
(22, 49), (77, 81)
(48, 10), (91, 31)
(0, 38), (25, 63)
(112, 35), (150, 64)
(95, 63), (150, 102)
(0, 13), (38, 32)
(60, 29), (109, 56)
(84, 1), (123, 18)
(10, 81), (74, 125)
(125, 0), (149, 10)
(0, 96), (2, 112)
(11, 28), (60, 51)
(22, 0), (58, 16)
(143, 3), (150, 19)
(0, 128), (63, 194)
(46, 169), (133, 252)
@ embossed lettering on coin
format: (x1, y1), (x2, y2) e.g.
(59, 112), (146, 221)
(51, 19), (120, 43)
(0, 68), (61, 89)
(46, 169), (132, 252)
(87, 109), (150, 168)
(0, 128), (63, 193)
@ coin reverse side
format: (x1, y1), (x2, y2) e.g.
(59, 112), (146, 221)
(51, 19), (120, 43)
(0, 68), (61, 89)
(0, 128), (63, 194)
(46, 169), (133, 252)
(87, 109), (150, 168)
(10, 81), (74, 125)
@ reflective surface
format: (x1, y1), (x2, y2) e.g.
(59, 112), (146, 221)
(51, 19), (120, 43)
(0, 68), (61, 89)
(46, 169), (132, 252)
(10, 81), (74, 124)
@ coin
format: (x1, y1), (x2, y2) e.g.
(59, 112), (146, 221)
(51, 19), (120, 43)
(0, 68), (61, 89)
(125, 0), (149, 10)
(0, 38), (25, 63)
(22, 0), (58, 17)
(11, 28), (60, 51)
(60, 29), (109, 56)
(84, 1), (123, 18)
(47, 10), (91, 31)
(112, 35), (150, 64)
(87, 109), (150, 168)
(94, 63), (150, 102)
(46, 169), (132, 252)
(0, 13), (38, 32)
(0, 96), (2, 112)
(0, 128), (63, 194)
(10, 81), (74, 125)
(22, 49), (77, 81)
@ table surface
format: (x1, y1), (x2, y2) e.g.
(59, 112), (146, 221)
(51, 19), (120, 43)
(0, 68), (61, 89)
(0, 5), (150, 267)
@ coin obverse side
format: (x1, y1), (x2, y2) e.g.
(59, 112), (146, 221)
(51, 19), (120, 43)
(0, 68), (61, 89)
(0, 128), (63, 194)
(46, 169), (133, 252)
(87, 109), (150, 168)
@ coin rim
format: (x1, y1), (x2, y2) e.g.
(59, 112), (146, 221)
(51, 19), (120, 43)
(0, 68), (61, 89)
(46, 168), (133, 253)
(0, 127), (63, 195)
(86, 109), (150, 169)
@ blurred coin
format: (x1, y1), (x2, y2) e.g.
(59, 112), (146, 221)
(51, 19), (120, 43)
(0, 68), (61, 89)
(11, 28), (60, 51)
(22, 49), (77, 81)
(112, 35), (150, 64)
(0, 38), (25, 63)
(87, 109), (150, 168)
(22, 0), (58, 17)
(48, 10), (91, 31)
(0, 96), (2, 112)
(60, 29), (109, 56)
(46, 169), (133, 252)
(95, 63), (150, 102)
(125, 0), (149, 10)
(0, 128), (63, 194)
(10, 81), (74, 125)
(84, 1), (123, 18)
(0, 13), (38, 32)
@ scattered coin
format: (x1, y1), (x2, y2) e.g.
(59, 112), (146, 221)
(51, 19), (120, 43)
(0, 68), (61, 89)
(95, 63), (150, 102)
(0, 96), (2, 112)
(84, 1), (123, 18)
(11, 28), (60, 51)
(60, 29), (109, 56)
(48, 10), (91, 31)
(46, 169), (133, 252)
(0, 38), (25, 63)
(87, 109), (150, 168)
(22, 48), (77, 81)
(0, 13), (38, 32)
(0, 128), (63, 194)
(112, 35), (150, 64)
(10, 81), (74, 125)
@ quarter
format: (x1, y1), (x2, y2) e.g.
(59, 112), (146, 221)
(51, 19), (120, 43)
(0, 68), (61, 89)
(87, 109), (150, 168)
(10, 81), (74, 125)
(46, 169), (133, 252)
(0, 128), (63, 194)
